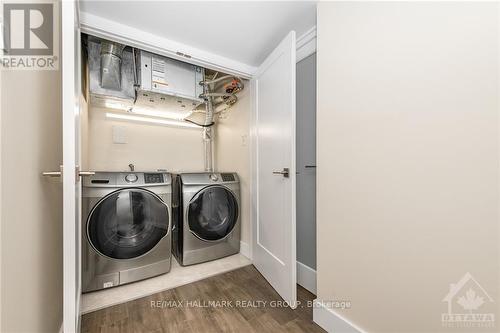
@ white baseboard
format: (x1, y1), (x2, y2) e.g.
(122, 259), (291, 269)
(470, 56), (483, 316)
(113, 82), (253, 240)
(240, 241), (252, 260)
(313, 300), (365, 333)
(297, 261), (317, 294)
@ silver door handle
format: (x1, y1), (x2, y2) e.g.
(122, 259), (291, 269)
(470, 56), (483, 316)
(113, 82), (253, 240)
(43, 171), (95, 177)
(42, 171), (62, 177)
(76, 165), (95, 178)
(42, 166), (95, 179)
(42, 165), (63, 178)
(272, 168), (290, 178)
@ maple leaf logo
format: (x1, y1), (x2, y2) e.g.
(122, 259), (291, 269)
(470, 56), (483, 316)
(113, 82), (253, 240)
(457, 289), (485, 313)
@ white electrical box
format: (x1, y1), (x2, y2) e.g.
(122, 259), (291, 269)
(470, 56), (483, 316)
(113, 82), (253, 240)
(137, 51), (204, 102)
(112, 126), (127, 144)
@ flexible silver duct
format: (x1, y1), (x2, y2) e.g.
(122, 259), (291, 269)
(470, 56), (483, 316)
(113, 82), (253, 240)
(100, 41), (126, 90)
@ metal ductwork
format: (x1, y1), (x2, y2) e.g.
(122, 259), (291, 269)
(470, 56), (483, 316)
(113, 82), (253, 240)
(100, 41), (126, 90)
(87, 37), (135, 110)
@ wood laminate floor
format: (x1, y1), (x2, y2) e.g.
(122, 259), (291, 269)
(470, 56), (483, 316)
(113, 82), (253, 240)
(81, 265), (326, 333)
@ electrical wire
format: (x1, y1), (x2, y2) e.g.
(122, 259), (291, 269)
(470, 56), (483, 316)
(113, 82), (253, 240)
(184, 119), (215, 127)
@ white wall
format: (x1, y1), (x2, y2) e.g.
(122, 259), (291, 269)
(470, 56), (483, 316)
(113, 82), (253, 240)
(87, 107), (204, 172)
(1, 70), (63, 332)
(317, 2), (499, 332)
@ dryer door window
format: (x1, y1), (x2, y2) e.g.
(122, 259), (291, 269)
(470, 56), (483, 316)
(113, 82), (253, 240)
(188, 186), (238, 241)
(87, 188), (169, 259)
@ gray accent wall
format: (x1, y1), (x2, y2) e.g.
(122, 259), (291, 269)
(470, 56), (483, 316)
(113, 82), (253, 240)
(296, 53), (316, 269)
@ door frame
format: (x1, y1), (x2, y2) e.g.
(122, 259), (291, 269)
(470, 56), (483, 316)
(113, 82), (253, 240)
(78, 12), (255, 79)
(63, 1), (82, 332)
(79, 12), (316, 81)
(293, 33), (318, 295)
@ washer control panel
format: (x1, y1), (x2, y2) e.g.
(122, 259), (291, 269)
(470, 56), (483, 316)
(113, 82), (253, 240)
(221, 173), (235, 182)
(145, 173), (164, 184)
(84, 172), (171, 187)
(125, 174), (138, 183)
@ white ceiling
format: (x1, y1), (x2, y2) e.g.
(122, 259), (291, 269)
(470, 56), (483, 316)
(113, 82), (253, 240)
(80, 1), (317, 67)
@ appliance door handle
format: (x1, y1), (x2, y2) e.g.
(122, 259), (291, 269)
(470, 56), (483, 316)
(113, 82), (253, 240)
(304, 165), (316, 168)
(272, 168), (290, 178)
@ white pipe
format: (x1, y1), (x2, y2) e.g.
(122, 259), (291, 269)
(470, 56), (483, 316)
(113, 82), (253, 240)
(200, 75), (243, 86)
(203, 78), (215, 172)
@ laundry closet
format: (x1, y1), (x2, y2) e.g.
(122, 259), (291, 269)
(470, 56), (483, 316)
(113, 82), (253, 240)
(56, 3), (317, 330)
(79, 34), (253, 311)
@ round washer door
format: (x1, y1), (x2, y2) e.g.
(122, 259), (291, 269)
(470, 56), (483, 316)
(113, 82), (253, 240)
(188, 185), (239, 241)
(87, 188), (169, 259)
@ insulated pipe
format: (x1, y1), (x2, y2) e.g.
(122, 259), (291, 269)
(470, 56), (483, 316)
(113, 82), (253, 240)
(203, 126), (214, 172)
(203, 81), (215, 172)
(192, 95), (237, 113)
(192, 100), (237, 116)
(200, 92), (236, 98)
(200, 75), (243, 172)
(200, 75), (244, 87)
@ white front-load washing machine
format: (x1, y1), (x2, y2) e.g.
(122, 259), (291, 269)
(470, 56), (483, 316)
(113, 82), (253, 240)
(82, 172), (172, 292)
(173, 172), (240, 266)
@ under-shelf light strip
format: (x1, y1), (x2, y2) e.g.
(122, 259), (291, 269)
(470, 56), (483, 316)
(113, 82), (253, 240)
(130, 107), (193, 121)
(105, 113), (200, 129)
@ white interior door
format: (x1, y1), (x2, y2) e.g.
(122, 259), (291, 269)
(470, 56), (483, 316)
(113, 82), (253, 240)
(252, 31), (297, 307)
(62, 1), (82, 332)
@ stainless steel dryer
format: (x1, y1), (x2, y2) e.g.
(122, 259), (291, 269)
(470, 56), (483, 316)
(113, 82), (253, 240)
(82, 172), (172, 293)
(173, 172), (240, 266)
